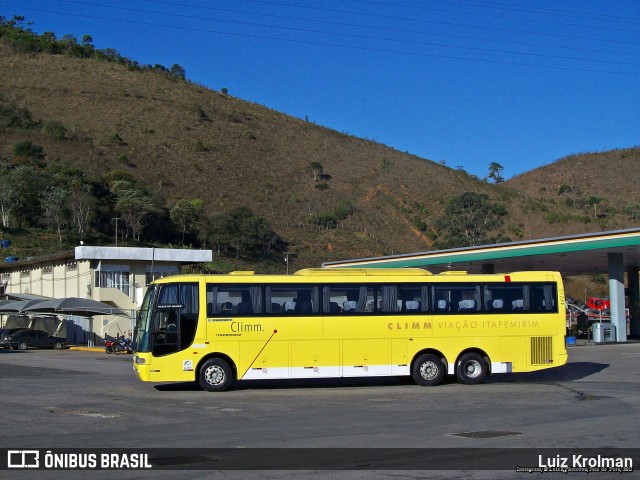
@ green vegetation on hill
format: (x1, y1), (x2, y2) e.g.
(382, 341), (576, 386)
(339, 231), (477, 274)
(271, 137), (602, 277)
(1, 16), (638, 275)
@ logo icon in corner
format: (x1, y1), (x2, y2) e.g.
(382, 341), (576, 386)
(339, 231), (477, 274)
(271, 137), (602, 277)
(8, 450), (40, 468)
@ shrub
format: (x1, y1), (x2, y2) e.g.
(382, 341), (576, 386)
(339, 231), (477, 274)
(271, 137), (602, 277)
(42, 120), (67, 139)
(13, 141), (45, 166)
(194, 141), (208, 152)
(111, 133), (125, 146)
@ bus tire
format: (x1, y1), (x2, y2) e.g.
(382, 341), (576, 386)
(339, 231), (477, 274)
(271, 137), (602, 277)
(199, 358), (232, 392)
(456, 352), (488, 385)
(412, 353), (445, 386)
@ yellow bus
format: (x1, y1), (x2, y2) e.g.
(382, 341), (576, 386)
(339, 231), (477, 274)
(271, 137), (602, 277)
(132, 268), (567, 391)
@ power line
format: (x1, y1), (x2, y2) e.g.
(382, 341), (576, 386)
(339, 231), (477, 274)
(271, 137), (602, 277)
(1, 4), (638, 75)
(134, 0), (640, 57)
(244, 0), (640, 36)
(40, 0), (640, 67)
(351, 0), (640, 25)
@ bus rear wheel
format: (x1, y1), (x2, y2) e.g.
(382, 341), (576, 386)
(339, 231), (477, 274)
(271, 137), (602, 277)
(199, 358), (232, 392)
(412, 353), (445, 386)
(456, 352), (488, 385)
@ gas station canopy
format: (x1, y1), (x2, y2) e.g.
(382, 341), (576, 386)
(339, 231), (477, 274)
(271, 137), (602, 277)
(323, 228), (640, 276)
(324, 228), (640, 341)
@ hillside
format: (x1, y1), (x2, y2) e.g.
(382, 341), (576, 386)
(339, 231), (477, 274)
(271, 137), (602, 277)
(0, 43), (490, 263)
(1, 33), (638, 272)
(506, 148), (639, 210)
(505, 147), (640, 238)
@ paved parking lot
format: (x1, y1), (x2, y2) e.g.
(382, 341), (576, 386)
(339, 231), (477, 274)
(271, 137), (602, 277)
(1, 342), (639, 479)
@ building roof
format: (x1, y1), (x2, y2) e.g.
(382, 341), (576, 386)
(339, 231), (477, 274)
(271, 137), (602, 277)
(75, 246), (212, 263)
(0, 246), (212, 271)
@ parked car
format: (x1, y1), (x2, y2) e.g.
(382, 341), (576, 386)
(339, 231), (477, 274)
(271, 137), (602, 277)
(0, 328), (28, 341)
(0, 329), (69, 350)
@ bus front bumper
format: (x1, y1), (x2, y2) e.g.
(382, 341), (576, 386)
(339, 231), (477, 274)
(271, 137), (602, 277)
(133, 355), (151, 381)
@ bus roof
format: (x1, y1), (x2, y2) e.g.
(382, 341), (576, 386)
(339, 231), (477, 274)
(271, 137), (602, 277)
(150, 268), (561, 285)
(294, 268), (432, 276)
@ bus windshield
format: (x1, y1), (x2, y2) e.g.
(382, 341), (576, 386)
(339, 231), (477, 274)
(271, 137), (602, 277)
(133, 282), (199, 356)
(133, 285), (156, 353)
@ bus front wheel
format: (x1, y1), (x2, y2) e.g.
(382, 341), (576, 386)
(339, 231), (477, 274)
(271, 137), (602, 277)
(199, 358), (232, 392)
(412, 353), (445, 386)
(456, 352), (488, 385)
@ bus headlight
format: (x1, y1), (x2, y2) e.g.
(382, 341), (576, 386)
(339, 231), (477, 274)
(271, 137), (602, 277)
(134, 356), (146, 365)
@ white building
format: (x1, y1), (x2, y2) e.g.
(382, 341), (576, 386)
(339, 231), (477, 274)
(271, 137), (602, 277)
(0, 246), (212, 343)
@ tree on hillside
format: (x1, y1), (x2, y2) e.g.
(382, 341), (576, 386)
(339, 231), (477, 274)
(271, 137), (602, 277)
(0, 167), (15, 228)
(434, 192), (509, 249)
(486, 162), (504, 184)
(558, 182), (580, 207)
(170, 199), (203, 244)
(586, 196), (604, 219)
(170, 64), (186, 78)
(0, 164), (42, 228)
(111, 181), (154, 241)
(208, 207), (286, 258)
(309, 162), (324, 181)
(68, 182), (95, 242)
(623, 202), (640, 220)
(40, 185), (69, 243)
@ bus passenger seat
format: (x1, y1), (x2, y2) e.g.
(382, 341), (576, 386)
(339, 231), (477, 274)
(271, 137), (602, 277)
(459, 299), (476, 311)
(512, 299), (524, 310)
(343, 300), (357, 312)
(405, 300), (420, 312)
(221, 302), (233, 312)
(492, 299), (504, 310)
(436, 300), (448, 312)
(296, 301), (313, 314)
(284, 301), (296, 312)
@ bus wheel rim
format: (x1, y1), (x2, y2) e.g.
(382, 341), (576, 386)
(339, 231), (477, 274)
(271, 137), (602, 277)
(205, 365), (225, 385)
(464, 360), (482, 378)
(420, 361), (438, 380)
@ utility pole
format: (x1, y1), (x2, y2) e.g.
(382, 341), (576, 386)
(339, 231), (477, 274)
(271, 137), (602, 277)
(113, 217), (120, 246)
(284, 252), (289, 275)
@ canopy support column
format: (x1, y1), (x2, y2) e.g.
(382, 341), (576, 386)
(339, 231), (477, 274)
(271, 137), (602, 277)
(608, 253), (626, 342)
(628, 266), (639, 338)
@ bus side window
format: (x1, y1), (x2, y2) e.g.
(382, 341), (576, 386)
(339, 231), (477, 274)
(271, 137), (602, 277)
(266, 286), (318, 315)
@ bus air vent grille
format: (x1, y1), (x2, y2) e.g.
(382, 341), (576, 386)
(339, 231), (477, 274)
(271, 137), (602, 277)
(530, 336), (553, 365)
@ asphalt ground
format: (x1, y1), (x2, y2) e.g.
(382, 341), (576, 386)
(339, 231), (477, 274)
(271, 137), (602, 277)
(1, 342), (639, 480)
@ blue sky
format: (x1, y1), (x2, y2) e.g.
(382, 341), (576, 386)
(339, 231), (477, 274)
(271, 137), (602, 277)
(1, 0), (638, 179)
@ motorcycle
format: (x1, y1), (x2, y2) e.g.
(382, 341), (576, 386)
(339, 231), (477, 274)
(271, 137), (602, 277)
(105, 337), (133, 354)
(113, 337), (133, 355)
(104, 339), (116, 354)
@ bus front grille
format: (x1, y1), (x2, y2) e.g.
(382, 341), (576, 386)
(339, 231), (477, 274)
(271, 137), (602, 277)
(530, 336), (553, 365)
